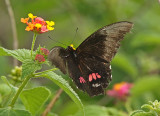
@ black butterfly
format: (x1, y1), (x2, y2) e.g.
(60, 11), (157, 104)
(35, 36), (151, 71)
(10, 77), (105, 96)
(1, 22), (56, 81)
(48, 21), (133, 96)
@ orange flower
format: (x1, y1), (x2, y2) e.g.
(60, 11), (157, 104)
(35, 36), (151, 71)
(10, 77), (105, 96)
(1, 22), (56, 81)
(21, 13), (55, 34)
(25, 22), (34, 31)
(21, 18), (29, 23)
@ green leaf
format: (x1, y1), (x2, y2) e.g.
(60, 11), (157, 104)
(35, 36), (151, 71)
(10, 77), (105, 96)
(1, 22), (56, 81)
(1, 76), (18, 107)
(1, 76), (18, 91)
(20, 87), (50, 116)
(22, 59), (42, 79)
(141, 104), (154, 111)
(74, 105), (127, 116)
(41, 72), (84, 114)
(0, 108), (31, 116)
(0, 47), (10, 56)
(0, 84), (11, 96)
(130, 100), (160, 116)
(0, 47), (32, 62)
(130, 110), (155, 116)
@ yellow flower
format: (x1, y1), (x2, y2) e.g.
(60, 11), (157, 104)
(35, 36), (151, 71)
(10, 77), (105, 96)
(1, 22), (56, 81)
(47, 25), (54, 30)
(35, 23), (42, 29)
(46, 21), (55, 30)
(28, 13), (37, 19)
(46, 21), (55, 26)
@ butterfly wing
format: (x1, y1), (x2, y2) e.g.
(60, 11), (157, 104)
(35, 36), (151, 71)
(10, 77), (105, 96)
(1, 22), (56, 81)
(76, 21), (133, 62)
(48, 46), (67, 74)
(72, 21), (133, 96)
(77, 53), (112, 96)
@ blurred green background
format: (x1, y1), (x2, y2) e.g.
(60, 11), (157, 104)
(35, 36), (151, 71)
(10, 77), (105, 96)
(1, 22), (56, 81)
(0, 0), (160, 116)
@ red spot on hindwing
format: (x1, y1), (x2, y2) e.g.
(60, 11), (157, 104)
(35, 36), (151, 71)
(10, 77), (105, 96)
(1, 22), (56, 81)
(92, 73), (96, 80)
(79, 77), (86, 83)
(89, 74), (92, 82)
(96, 73), (101, 78)
(79, 73), (101, 83)
(88, 73), (102, 82)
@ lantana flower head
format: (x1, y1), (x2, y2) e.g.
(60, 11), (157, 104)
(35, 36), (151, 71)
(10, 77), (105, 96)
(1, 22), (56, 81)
(40, 48), (49, 56)
(106, 82), (133, 101)
(35, 54), (45, 62)
(21, 13), (55, 34)
(34, 46), (50, 63)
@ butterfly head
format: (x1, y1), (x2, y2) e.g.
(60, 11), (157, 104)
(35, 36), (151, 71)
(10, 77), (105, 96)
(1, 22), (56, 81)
(69, 44), (76, 50)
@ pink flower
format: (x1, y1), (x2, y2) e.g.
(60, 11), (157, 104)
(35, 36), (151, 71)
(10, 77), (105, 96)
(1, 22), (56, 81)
(41, 25), (48, 33)
(106, 82), (133, 101)
(35, 17), (45, 24)
(35, 54), (45, 62)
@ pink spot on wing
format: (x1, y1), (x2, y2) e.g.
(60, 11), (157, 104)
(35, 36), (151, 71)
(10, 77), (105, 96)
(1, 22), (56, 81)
(92, 73), (97, 80)
(79, 77), (86, 83)
(96, 73), (101, 78)
(88, 73), (102, 82)
(89, 74), (92, 82)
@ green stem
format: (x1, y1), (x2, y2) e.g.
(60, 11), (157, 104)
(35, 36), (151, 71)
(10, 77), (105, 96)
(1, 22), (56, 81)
(9, 75), (32, 108)
(125, 99), (132, 113)
(34, 68), (58, 76)
(31, 33), (37, 57)
(2, 90), (14, 107)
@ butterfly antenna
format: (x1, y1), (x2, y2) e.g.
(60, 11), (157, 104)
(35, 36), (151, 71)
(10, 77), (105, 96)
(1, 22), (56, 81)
(48, 36), (68, 47)
(70, 27), (78, 44)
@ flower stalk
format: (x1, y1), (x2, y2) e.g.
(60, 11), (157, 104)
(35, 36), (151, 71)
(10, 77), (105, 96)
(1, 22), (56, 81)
(31, 33), (37, 57)
(9, 75), (32, 108)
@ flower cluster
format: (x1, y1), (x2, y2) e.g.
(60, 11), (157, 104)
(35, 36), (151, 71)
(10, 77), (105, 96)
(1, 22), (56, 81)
(9, 66), (22, 82)
(35, 54), (45, 62)
(35, 46), (50, 63)
(106, 82), (133, 101)
(21, 13), (55, 34)
(40, 48), (49, 56)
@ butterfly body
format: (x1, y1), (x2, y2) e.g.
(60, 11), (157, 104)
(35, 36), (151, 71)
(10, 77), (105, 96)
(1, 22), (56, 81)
(49, 21), (133, 96)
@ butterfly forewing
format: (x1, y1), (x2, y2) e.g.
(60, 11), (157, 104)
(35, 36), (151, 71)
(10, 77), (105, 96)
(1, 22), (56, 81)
(76, 21), (133, 62)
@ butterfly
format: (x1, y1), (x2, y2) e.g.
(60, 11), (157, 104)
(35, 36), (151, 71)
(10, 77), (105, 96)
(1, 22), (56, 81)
(48, 21), (133, 96)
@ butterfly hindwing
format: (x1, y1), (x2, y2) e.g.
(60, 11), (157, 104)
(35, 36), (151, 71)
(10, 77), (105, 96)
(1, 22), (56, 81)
(77, 53), (112, 96)
(63, 52), (111, 96)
